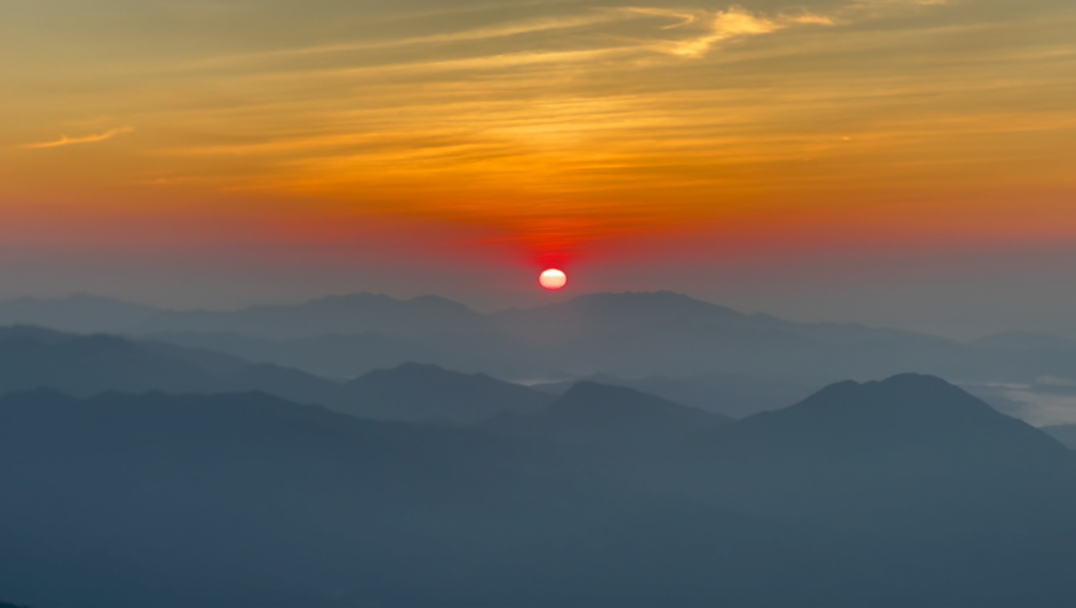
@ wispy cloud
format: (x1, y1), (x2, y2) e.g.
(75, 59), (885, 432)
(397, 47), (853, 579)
(628, 6), (834, 58)
(176, 11), (628, 72)
(22, 128), (133, 149)
(178, 4), (834, 73)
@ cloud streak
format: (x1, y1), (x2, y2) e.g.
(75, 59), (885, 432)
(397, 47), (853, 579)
(22, 128), (133, 150)
(633, 6), (834, 58)
(3, 0), (1069, 262)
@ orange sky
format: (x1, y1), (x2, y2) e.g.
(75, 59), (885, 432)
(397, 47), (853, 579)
(1, 0), (1075, 333)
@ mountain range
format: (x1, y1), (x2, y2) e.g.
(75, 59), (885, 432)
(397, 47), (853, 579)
(0, 327), (568, 426)
(7, 292), (1076, 389)
(2, 374), (1075, 607)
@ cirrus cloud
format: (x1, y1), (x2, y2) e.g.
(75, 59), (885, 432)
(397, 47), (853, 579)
(22, 128), (133, 150)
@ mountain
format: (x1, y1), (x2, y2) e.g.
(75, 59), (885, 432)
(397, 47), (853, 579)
(0, 325), (352, 406)
(484, 381), (729, 446)
(665, 374), (1076, 525)
(135, 293), (489, 339)
(492, 290), (773, 336)
(3, 377), (1076, 606)
(0, 327), (559, 427)
(0, 390), (593, 608)
(0, 328), (241, 397)
(0, 294), (161, 334)
(488, 291), (1002, 380)
(331, 362), (553, 425)
(0, 327), (592, 426)
(16, 291), (1076, 388)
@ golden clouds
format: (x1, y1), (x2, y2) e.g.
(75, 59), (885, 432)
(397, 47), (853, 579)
(2, 0), (1075, 253)
(629, 6), (831, 58)
(21, 128), (133, 149)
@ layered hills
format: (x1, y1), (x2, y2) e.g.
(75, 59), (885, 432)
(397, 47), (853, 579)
(2, 373), (1076, 607)
(7, 291), (1076, 389)
(0, 327), (559, 426)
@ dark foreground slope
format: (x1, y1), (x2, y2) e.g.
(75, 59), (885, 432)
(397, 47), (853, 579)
(3, 376), (1076, 607)
(0, 391), (600, 608)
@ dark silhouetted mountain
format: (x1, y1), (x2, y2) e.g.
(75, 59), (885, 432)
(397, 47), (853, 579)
(729, 373), (1035, 451)
(667, 374), (1076, 525)
(332, 362), (553, 425)
(485, 381), (729, 446)
(3, 378), (1076, 606)
(136, 293), (488, 339)
(0, 294), (161, 333)
(0, 601), (28, 608)
(0, 390), (597, 608)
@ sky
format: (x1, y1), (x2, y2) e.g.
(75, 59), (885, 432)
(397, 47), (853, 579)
(1, 0), (1075, 338)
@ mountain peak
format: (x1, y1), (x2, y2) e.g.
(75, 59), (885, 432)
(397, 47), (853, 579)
(360, 361), (480, 382)
(729, 374), (1047, 456)
(556, 380), (731, 424)
(790, 373), (995, 420)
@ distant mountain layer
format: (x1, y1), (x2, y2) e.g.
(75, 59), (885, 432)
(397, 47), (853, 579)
(7, 291), (1076, 383)
(0, 323), (826, 421)
(0, 294), (160, 334)
(0, 325), (333, 401)
(4, 375), (1076, 607)
(533, 372), (817, 419)
(485, 381), (729, 446)
(0, 327), (563, 426)
(334, 362), (553, 425)
(137, 293), (487, 338)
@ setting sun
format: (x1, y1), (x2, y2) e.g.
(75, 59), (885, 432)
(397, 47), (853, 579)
(539, 269), (568, 290)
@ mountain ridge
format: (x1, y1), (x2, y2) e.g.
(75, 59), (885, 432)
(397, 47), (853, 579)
(482, 380), (729, 446)
(6, 291), (1076, 389)
(4, 375), (1076, 606)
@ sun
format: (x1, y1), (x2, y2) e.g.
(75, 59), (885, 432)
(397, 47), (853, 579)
(539, 268), (568, 290)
